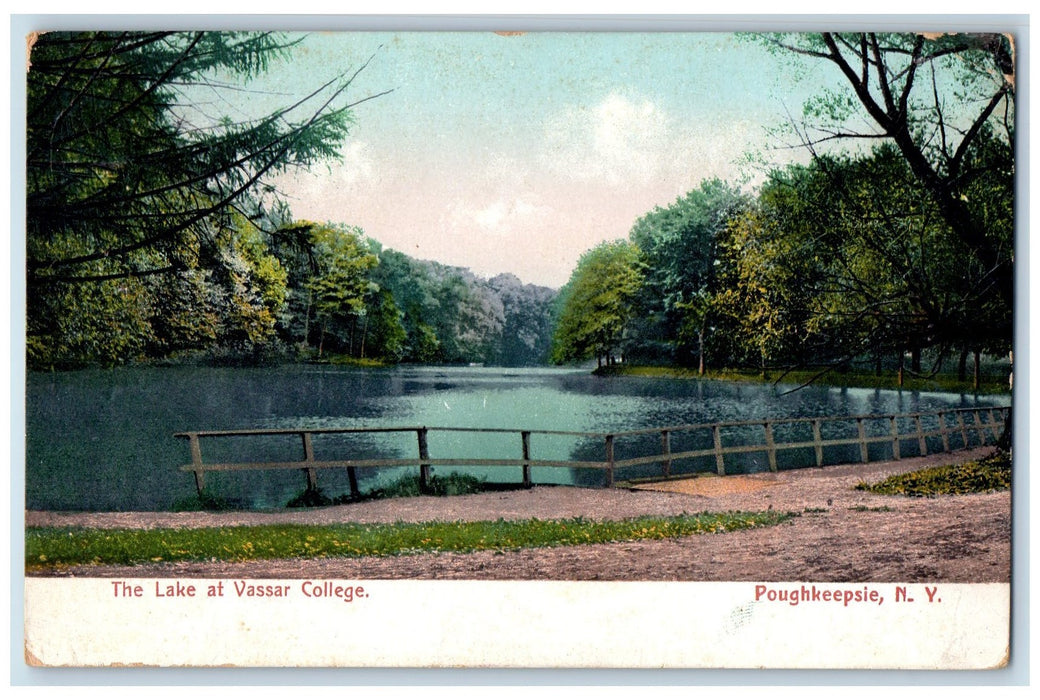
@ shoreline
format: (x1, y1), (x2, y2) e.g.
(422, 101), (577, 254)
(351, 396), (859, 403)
(25, 448), (1010, 582)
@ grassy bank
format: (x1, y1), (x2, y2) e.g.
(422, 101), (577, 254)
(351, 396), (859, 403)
(26, 510), (793, 570)
(594, 365), (1011, 396)
(854, 450), (1011, 497)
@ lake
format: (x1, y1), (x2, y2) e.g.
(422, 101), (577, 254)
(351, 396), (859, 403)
(24, 365), (1009, 511)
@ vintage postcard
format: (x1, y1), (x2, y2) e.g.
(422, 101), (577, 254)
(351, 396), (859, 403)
(18, 19), (1018, 672)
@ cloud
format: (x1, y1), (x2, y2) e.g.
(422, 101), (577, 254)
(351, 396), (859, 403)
(333, 140), (375, 186)
(541, 91), (674, 186)
(452, 194), (552, 235)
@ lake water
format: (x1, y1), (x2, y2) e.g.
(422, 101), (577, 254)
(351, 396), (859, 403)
(24, 365), (1009, 511)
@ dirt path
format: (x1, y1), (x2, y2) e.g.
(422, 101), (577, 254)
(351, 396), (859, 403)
(26, 448), (1010, 582)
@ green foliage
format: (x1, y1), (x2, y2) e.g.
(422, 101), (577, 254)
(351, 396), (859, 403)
(27, 31), (357, 288)
(487, 273), (558, 366)
(362, 288), (408, 362)
(708, 142), (1012, 375)
(26, 31), (364, 369)
(371, 250), (553, 366)
(210, 214), (290, 354)
(854, 451), (1011, 496)
(298, 223), (379, 357)
(365, 473), (490, 500)
(628, 179), (749, 365)
(26, 510), (795, 568)
(551, 240), (643, 365)
(757, 32), (1014, 332)
(26, 269), (155, 369)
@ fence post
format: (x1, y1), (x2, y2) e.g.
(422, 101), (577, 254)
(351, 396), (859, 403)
(660, 430), (672, 477)
(987, 409), (1000, 442)
(938, 411), (951, 453)
(956, 411), (969, 448)
(812, 419), (824, 467)
(521, 431), (532, 489)
(764, 421), (778, 472)
(856, 418), (869, 463)
(604, 434), (615, 487)
(300, 432), (318, 492)
(417, 427), (431, 495)
(713, 425), (726, 475)
(890, 416), (901, 460)
(914, 415), (927, 456)
(188, 433), (205, 495)
(973, 411), (986, 446)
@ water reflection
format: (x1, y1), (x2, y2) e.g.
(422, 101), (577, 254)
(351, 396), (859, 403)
(25, 365), (1008, 511)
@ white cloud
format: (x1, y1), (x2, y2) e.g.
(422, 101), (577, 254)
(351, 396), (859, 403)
(542, 91), (673, 186)
(453, 194), (552, 235)
(334, 140), (375, 186)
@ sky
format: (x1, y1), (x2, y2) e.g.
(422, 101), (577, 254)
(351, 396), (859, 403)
(239, 30), (838, 288)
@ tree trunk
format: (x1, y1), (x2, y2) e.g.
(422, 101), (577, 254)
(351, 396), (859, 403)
(303, 289), (313, 349)
(897, 351), (904, 388)
(698, 328), (705, 376)
(973, 349), (981, 391)
(911, 346), (922, 373)
(958, 348), (969, 381)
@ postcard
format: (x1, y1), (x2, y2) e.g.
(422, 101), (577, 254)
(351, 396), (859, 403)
(18, 20), (1018, 672)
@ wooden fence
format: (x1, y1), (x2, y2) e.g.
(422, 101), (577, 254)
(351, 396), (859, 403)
(175, 406), (1009, 500)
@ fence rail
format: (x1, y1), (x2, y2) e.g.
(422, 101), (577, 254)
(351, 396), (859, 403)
(174, 406), (1009, 499)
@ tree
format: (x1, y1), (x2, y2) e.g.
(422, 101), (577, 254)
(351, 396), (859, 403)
(715, 143), (1011, 386)
(628, 179), (749, 369)
(26, 31), (385, 367)
(300, 224), (378, 357)
(361, 288), (407, 362)
(486, 273), (557, 366)
(27, 31), (380, 285)
(207, 213), (290, 356)
(551, 241), (643, 367)
(761, 32), (1014, 326)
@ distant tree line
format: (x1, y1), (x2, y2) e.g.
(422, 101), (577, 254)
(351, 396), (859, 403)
(28, 212), (558, 369)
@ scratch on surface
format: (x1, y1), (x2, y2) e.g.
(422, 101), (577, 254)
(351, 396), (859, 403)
(722, 602), (756, 635)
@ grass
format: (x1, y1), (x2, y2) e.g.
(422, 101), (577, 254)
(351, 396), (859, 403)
(26, 510), (794, 570)
(311, 354), (389, 368)
(596, 364), (1011, 396)
(854, 450), (1011, 497)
